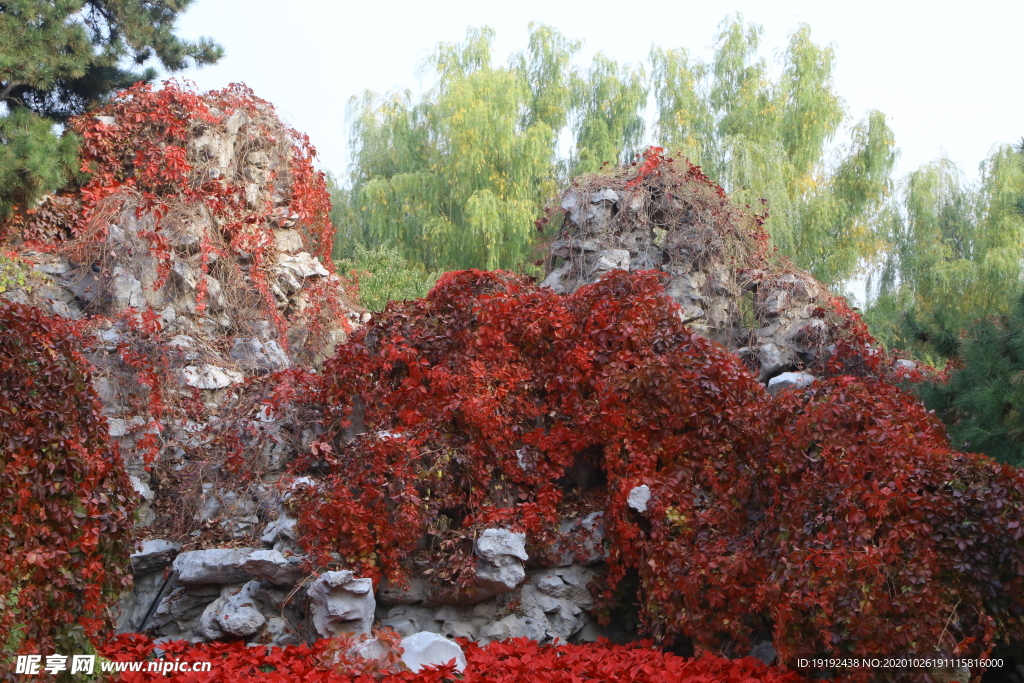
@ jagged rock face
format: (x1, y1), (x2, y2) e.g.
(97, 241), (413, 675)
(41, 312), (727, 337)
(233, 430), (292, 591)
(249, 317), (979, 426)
(308, 570), (376, 638)
(0, 85), (361, 544)
(542, 164), (835, 384)
(120, 521), (621, 650)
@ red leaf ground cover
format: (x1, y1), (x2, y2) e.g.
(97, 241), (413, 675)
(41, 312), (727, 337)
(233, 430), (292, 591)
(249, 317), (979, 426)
(100, 634), (806, 683)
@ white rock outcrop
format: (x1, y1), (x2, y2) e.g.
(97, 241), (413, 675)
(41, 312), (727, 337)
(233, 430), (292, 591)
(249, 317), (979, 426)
(766, 371), (816, 396)
(239, 549), (304, 586)
(627, 485), (651, 513)
(473, 529), (528, 601)
(399, 632), (467, 673)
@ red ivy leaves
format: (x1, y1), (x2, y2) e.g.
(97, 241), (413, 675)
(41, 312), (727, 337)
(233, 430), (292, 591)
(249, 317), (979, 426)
(0, 302), (134, 663)
(99, 634), (806, 683)
(294, 269), (1024, 677)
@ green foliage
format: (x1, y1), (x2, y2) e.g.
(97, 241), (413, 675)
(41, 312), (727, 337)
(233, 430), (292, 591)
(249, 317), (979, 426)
(346, 25), (571, 273)
(0, 108), (79, 216)
(342, 18), (895, 288)
(0, 0), (222, 216)
(0, 250), (34, 293)
(865, 145), (1024, 361)
(915, 294), (1024, 466)
(861, 143), (1024, 465)
(651, 15), (896, 285)
(569, 54), (647, 174)
(335, 244), (440, 312)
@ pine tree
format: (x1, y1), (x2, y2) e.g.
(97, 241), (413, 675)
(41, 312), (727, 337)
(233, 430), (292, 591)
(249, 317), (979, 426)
(0, 0), (222, 217)
(916, 293), (1024, 466)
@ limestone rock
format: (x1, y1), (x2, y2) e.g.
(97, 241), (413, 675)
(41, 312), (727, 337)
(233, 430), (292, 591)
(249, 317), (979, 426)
(180, 364), (244, 390)
(627, 485), (651, 513)
(229, 337), (290, 371)
(550, 238), (601, 258)
(539, 262), (572, 294)
(308, 570), (375, 638)
(532, 565), (596, 608)
(115, 571), (167, 632)
(199, 596), (227, 640)
(173, 548), (255, 585)
(590, 188), (619, 204)
(149, 585), (215, 635)
(131, 539), (180, 575)
(273, 229), (304, 254)
(480, 612), (547, 643)
(111, 269), (144, 311)
(377, 574), (431, 606)
(216, 581), (266, 637)
(472, 529), (528, 601)
(766, 371), (816, 396)
(265, 616), (299, 647)
(239, 549), (304, 586)
(476, 529), (528, 565)
(260, 515), (299, 546)
(755, 342), (793, 383)
(277, 252), (329, 279)
(893, 358), (917, 372)
(129, 474), (155, 502)
(554, 512), (605, 566)
(591, 249), (630, 275)
(749, 639), (776, 665)
(400, 632), (467, 673)
(381, 605), (443, 636)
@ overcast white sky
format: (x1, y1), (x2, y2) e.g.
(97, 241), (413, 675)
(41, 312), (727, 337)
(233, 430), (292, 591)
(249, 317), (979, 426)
(174, 0), (1021, 186)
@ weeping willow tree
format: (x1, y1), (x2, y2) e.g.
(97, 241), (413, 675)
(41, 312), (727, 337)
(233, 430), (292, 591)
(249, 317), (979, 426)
(650, 15), (897, 286)
(864, 145), (1024, 363)
(343, 25), (577, 272)
(859, 143), (1024, 465)
(340, 18), (897, 282)
(569, 54), (647, 174)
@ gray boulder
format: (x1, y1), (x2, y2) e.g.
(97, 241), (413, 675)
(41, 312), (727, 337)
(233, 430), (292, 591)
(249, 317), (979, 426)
(216, 581), (266, 637)
(377, 574), (431, 606)
(277, 252), (329, 278)
(308, 570), (375, 638)
(591, 249), (630, 275)
(627, 485), (651, 513)
(131, 539), (180, 575)
(766, 371), (816, 396)
(230, 337), (290, 371)
(173, 548), (255, 585)
(473, 529), (528, 601)
(180, 364), (244, 390)
(240, 550), (304, 586)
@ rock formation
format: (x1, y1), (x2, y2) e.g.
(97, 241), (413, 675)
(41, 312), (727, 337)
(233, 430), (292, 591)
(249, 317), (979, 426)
(0, 102), (928, 666)
(541, 152), (861, 384)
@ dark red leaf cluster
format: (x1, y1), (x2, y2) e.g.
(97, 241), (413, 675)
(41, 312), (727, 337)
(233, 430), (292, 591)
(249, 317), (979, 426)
(295, 269), (1024, 676)
(0, 302), (134, 668)
(99, 633), (806, 683)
